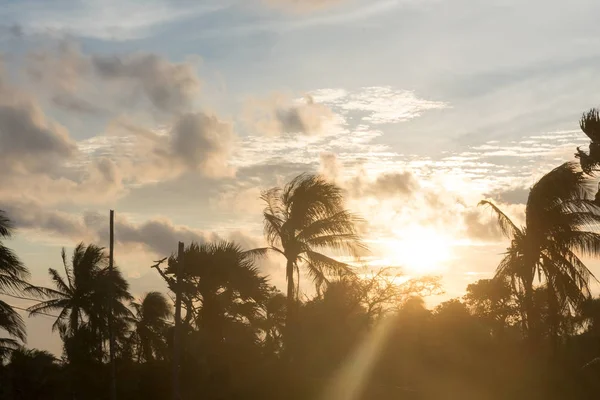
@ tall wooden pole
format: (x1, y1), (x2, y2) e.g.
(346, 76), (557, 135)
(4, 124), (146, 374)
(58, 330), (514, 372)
(173, 241), (184, 400)
(109, 210), (117, 400)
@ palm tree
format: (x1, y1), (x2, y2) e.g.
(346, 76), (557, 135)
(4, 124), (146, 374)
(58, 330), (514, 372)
(580, 297), (600, 336)
(480, 162), (600, 343)
(0, 305), (25, 361)
(256, 174), (366, 337)
(3, 347), (61, 399)
(257, 288), (286, 353)
(165, 241), (268, 339)
(576, 108), (600, 174)
(28, 243), (132, 359)
(0, 210), (28, 358)
(126, 291), (171, 362)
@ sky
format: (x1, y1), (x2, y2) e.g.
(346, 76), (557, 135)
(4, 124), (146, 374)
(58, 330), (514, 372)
(1, 0), (600, 354)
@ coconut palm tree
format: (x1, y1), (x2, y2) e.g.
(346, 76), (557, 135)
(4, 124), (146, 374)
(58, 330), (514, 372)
(0, 210), (29, 358)
(480, 162), (600, 343)
(28, 243), (132, 359)
(0, 306), (24, 361)
(255, 174), (366, 336)
(576, 108), (600, 174)
(125, 291), (171, 362)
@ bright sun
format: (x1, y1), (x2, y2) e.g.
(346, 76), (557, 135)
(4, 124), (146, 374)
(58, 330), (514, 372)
(380, 226), (454, 274)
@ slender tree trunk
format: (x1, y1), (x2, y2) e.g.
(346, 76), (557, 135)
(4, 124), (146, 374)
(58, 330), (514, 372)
(523, 275), (538, 350)
(284, 258), (295, 359)
(546, 281), (560, 355)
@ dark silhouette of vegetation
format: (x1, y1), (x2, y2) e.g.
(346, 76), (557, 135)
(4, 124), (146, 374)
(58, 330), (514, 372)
(480, 162), (600, 347)
(576, 108), (600, 173)
(256, 174), (366, 352)
(124, 291), (171, 363)
(0, 211), (29, 360)
(3, 111), (600, 399)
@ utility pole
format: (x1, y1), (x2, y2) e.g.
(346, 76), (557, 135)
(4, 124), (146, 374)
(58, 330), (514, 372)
(173, 241), (184, 400)
(108, 210), (117, 400)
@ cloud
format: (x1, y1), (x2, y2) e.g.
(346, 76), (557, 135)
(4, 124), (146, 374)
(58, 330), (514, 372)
(212, 186), (264, 215)
(312, 86), (449, 124)
(462, 208), (503, 242)
(25, 42), (201, 115)
(262, 0), (345, 13)
(0, 81), (77, 174)
(1, 201), (90, 241)
(368, 172), (419, 197)
(484, 186), (530, 205)
(465, 202), (526, 243)
(0, 110), (237, 208)
(7, 0), (226, 41)
(84, 214), (221, 256)
(50, 93), (103, 115)
(1, 200), (263, 258)
(90, 53), (201, 114)
(0, 40), (232, 208)
(111, 112), (237, 180)
(348, 170), (420, 198)
(243, 93), (335, 136)
(0, 24), (23, 39)
(170, 113), (236, 175)
(319, 152), (342, 181)
(27, 41), (89, 94)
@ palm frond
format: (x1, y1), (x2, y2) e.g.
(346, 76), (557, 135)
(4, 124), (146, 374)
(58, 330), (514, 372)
(244, 247), (284, 261)
(558, 231), (600, 258)
(23, 284), (66, 300)
(478, 200), (521, 239)
(284, 174), (345, 228)
(0, 210), (15, 238)
(48, 268), (71, 295)
(302, 250), (354, 292)
(27, 298), (69, 316)
(580, 108), (600, 142)
(0, 299), (26, 341)
(0, 338), (19, 360)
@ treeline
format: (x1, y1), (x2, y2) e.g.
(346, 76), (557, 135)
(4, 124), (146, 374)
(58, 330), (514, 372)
(2, 110), (600, 399)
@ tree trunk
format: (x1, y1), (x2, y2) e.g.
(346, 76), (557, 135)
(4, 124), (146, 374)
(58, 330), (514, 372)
(284, 258), (295, 359)
(523, 276), (538, 350)
(546, 281), (560, 355)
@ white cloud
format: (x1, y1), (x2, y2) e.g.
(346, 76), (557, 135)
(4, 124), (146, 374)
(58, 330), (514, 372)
(313, 86), (449, 124)
(243, 93), (336, 137)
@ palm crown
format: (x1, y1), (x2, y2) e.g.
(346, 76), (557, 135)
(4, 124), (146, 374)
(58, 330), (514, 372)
(0, 211), (28, 359)
(27, 243), (132, 348)
(481, 162), (600, 339)
(259, 174), (366, 300)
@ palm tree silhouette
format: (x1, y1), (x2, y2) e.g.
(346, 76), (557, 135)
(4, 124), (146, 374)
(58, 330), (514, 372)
(165, 241), (267, 338)
(28, 243), (132, 357)
(576, 109), (600, 174)
(254, 174), (366, 349)
(125, 291), (172, 362)
(480, 162), (600, 343)
(257, 288), (286, 354)
(0, 210), (28, 358)
(3, 347), (61, 399)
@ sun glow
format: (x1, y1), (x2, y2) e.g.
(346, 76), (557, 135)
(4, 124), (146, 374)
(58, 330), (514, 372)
(380, 226), (454, 274)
